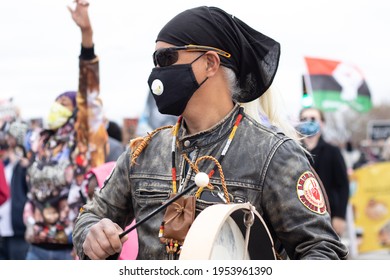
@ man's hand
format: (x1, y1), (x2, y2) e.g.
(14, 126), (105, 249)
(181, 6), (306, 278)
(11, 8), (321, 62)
(67, 0), (93, 48)
(82, 218), (129, 260)
(67, 0), (91, 32)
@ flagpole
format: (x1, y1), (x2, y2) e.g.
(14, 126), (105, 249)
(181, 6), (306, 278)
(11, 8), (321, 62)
(302, 57), (314, 100)
(303, 73), (314, 97)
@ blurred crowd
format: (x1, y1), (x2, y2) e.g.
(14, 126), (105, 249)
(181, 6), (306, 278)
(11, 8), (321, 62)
(1, 0), (389, 261)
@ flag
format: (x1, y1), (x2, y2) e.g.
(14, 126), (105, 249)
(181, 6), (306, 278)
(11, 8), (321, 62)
(303, 57), (372, 112)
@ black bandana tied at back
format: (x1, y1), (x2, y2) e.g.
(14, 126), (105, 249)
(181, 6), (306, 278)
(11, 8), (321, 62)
(156, 6), (280, 102)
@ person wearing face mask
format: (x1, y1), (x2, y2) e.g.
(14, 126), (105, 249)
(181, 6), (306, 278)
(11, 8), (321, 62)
(72, 6), (348, 260)
(23, 0), (108, 260)
(0, 121), (29, 260)
(298, 107), (350, 238)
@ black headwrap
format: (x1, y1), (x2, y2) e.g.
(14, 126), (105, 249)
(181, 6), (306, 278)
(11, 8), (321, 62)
(156, 6), (280, 102)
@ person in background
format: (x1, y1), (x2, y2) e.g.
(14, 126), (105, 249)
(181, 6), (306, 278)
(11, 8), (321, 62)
(73, 6), (348, 260)
(299, 107), (350, 237)
(341, 140), (361, 175)
(0, 121), (30, 260)
(380, 137), (390, 162)
(352, 141), (380, 169)
(106, 120), (123, 143)
(104, 119), (125, 162)
(23, 0), (107, 260)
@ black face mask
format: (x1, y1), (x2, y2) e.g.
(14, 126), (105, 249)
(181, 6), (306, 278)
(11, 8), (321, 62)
(147, 54), (207, 116)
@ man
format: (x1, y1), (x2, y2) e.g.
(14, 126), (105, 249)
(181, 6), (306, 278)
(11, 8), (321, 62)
(73, 6), (348, 260)
(299, 107), (350, 237)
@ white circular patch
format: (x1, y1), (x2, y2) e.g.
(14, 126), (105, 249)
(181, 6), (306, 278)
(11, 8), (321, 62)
(296, 171), (327, 215)
(151, 79), (164, 95)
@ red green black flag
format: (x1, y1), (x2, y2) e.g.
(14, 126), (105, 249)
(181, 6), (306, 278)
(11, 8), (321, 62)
(304, 57), (372, 112)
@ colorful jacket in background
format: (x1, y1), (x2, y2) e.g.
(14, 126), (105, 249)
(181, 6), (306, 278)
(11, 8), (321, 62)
(24, 54), (108, 250)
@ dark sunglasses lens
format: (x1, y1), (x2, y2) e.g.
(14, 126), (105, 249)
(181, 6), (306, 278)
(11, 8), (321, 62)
(153, 48), (179, 67)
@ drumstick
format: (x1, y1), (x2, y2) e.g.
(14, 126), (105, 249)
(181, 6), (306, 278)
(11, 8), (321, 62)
(118, 184), (198, 239)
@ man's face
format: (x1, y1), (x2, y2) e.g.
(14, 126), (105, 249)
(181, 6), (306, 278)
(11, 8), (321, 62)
(154, 41), (207, 84)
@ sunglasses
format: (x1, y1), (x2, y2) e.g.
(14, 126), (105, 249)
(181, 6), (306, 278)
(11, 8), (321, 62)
(153, 44), (231, 67)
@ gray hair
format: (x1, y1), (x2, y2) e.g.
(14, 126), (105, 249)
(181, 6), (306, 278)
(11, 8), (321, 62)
(222, 67), (300, 143)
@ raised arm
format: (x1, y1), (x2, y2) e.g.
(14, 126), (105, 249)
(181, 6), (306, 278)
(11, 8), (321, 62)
(69, 0), (108, 169)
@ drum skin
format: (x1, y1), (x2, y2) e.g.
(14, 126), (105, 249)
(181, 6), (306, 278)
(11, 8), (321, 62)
(209, 216), (249, 259)
(179, 202), (276, 260)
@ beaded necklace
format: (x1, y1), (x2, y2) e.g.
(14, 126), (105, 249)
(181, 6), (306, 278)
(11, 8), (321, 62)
(170, 107), (244, 195)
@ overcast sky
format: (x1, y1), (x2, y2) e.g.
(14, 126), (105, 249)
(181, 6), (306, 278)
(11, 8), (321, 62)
(1, 0), (389, 125)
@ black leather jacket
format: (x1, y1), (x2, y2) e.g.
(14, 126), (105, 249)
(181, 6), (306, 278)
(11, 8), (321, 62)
(73, 104), (348, 260)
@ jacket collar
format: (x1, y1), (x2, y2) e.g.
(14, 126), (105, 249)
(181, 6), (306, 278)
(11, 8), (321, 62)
(177, 103), (241, 152)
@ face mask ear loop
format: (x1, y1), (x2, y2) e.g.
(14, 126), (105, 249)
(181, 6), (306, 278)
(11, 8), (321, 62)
(190, 53), (208, 86)
(190, 52), (206, 65)
(198, 77), (208, 87)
